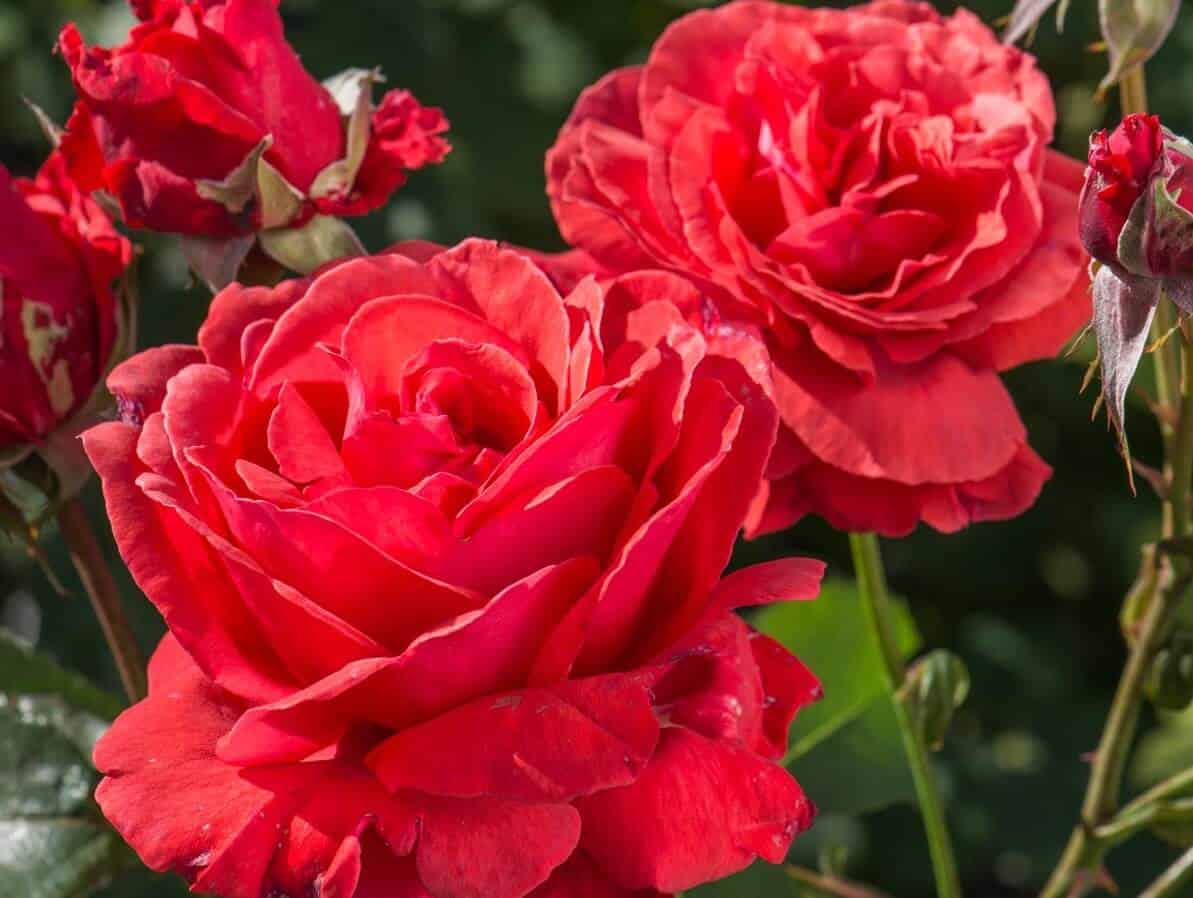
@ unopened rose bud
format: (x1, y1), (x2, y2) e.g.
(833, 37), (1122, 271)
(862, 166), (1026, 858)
(1080, 114), (1193, 284)
(1082, 115), (1193, 462)
(1079, 113), (1164, 269)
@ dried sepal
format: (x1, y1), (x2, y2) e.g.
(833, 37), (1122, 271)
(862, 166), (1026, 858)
(180, 234), (257, 293)
(195, 137), (272, 215)
(1003, 0), (1060, 45)
(1092, 264), (1161, 479)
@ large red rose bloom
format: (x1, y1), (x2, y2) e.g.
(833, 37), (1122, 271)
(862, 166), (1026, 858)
(84, 240), (824, 898)
(546, 0), (1089, 536)
(0, 153), (130, 448)
(58, 0), (449, 238)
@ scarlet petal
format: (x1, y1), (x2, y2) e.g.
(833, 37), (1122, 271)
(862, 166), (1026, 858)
(413, 795), (580, 898)
(772, 348), (1025, 486)
(529, 852), (666, 898)
(707, 557), (825, 611)
(250, 254), (440, 393)
(577, 727), (813, 893)
(200, 279), (308, 375)
(93, 638), (416, 898)
(219, 557), (599, 765)
(82, 422), (292, 703)
(107, 345), (205, 426)
(366, 672), (660, 803)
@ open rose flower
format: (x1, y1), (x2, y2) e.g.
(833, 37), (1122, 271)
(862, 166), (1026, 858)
(83, 239), (824, 898)
(1, 152), (130, 464)
(546, 0), (1089, 537)
(58, 0), (449, 241)
(1079, 114), (1193, 452)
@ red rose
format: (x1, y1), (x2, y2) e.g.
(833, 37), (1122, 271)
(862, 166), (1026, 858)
(83, 239), (824, 898)
(1081, 114), (1193, 281)
(1079, 115), (1193, 448)
(58, 0), (449, 239)
(0, 152), (130, 452)
(546, 0), (1089, 537)
(1079, 114), (1164, 268)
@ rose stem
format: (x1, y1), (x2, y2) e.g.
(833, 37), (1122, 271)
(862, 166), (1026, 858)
(1039, 63), (1193, 898)
(57, 497), (146, 703)
(849, 531), (961, 898)
(786, 864), (896, 898)
(1139, 846), (1193, 898)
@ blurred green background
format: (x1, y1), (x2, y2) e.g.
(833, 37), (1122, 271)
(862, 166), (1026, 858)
(2, 1), (1192, 897)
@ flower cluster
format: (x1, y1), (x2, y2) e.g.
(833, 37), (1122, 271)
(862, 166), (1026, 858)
(2, 1), (1097, 897)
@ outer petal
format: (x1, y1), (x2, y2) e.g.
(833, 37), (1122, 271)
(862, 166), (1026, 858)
(366, 672), (660, 803)
(771, 347), (1026, 487)
(93, 637), (417, 898)
(759, 440), (1052, 537)
(219, 558), (600, 765)
(576, 727), (813, 893)
(82, 421), (293, 703)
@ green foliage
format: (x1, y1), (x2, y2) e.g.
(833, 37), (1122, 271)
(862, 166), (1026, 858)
(0, 630), (123, 722)
(0, 821), (130, 898)
(0, 630), (131, 898)
(758, 578), (922, 760)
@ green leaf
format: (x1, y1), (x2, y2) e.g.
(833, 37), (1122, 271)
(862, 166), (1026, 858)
(0, 629), (123, 721)
(790, 695), (916, 817)
(1131, 706), (1193, 845)
(0, 693), (128, 898)
(688, 859), (800, 898)
(0, 820), (131, 898)
(0, 698), (101, 818)
(757, 578), (921, 760)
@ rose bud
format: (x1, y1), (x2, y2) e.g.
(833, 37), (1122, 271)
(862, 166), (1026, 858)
(0, 152), (131, 498)
(547, 0), (1090, 537)
(83, 239), (825, 898)
(1079, 113), (1165, 269)
(1079, 115), (1193, 457)
(57, 0), (449, 282)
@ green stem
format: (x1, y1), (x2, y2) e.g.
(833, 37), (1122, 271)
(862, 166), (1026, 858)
(1140, 847), (1193, 898)
(1094, 798), (1193, 845)
(57, 499), (146, 703)
(849, 532), (961, 898)
(1120, 767), (1193, 818)
(785, 865), (896, 898)
(1041, 66), (1193, 898)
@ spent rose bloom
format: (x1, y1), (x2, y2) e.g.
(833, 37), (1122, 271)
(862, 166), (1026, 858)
(1079, 114), (1193, 452)
(57, 0), (449, 240)
(546, 0), (1089, 537)
(83, 239), (825, 898)
(0, 153), (130, 457)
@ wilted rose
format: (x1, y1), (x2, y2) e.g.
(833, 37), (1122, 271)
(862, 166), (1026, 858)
(84, 239), (824, 898)
(0, 152), (130, 467)
(547, 0), (1089, 536)
(58, 0), (449, 244)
